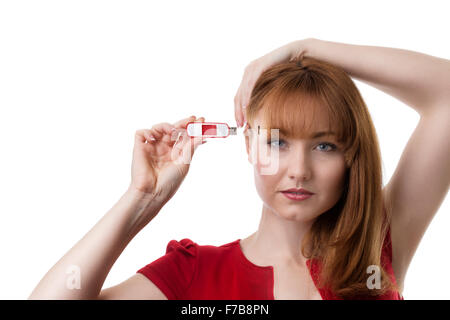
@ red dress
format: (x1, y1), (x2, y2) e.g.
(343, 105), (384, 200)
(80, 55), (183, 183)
(137, 227), (404, 300)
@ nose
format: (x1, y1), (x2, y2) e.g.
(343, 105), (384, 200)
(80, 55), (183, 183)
(287, 148), (312, 182)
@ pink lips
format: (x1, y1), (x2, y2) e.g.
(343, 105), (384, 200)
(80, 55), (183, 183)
(281, 192), (313, 201)
(281, 188), (314, 195)
(280, 188), (314, 201)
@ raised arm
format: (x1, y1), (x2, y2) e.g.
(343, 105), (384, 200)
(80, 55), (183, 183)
(301, 38), (450, 116)
(304, 39), (450, 288)
(29, 116), (206, 299)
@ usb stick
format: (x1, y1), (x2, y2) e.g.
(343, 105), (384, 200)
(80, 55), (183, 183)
(186, 122), (238, 138)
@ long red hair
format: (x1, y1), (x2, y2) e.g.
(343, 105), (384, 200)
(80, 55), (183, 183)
(244, 56), (399, 298)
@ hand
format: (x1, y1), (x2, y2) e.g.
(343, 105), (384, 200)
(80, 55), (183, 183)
(128, 116), (206, 204)
(234, 39), (310, 127)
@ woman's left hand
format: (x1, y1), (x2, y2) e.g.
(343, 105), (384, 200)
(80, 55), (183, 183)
(233, 39), (310, 128)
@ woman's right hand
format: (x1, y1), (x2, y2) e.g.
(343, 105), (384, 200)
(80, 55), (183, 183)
(128, 115), (206, 204)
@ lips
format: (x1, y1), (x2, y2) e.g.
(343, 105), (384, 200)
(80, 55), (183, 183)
(281, 188), (314, 195)
(281, 192), (313, 201)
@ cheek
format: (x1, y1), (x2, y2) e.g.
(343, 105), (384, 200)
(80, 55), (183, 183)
(254, 168), (279, 194)
(316, 159), (347, 195)
(253, 164), (283, 206)
(251, 142), (281, 175)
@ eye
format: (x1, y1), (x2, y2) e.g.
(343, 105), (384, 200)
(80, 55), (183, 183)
(315, 142), (337, 152)
(267, 140), (337, 151)
(268, 139), (286, 148)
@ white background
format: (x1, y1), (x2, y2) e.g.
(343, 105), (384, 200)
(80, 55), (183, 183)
(0, 0), (448, 299)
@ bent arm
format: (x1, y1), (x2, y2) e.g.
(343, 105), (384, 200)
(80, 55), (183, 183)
(303, 38), (450, 115)
(28, 188), (163, 299)
(303, 38), (450, 288)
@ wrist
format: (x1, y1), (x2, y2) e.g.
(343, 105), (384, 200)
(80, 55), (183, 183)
(125, 186), (159, 203)
(291, 38), (316, 60)
(122, 186), (165, 233)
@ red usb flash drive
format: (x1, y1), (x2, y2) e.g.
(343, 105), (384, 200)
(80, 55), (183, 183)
(186, 122), (237, 138)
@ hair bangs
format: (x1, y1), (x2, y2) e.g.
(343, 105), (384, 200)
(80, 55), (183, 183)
(258, 85), (350, 149)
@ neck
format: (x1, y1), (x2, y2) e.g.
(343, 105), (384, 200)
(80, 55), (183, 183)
(246, 204), (315, 268)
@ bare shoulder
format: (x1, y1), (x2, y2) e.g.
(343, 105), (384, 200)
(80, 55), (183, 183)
(97, 273), (168, 300)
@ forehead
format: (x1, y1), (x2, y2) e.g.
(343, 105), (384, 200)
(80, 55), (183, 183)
(251, 100), (335, 139)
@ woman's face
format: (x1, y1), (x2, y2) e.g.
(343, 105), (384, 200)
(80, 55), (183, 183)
(244, 108), (348, 222)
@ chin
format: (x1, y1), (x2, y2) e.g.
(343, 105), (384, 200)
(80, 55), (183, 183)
(275, 207), (316, 222)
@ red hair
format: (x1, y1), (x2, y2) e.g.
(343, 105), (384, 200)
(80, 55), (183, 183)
(244, 56), (399, 298)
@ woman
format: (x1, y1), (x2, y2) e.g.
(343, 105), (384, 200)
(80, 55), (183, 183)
(29, 38), (449, 300)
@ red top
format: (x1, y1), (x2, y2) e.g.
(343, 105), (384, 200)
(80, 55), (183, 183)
(137, 227), (404, 300)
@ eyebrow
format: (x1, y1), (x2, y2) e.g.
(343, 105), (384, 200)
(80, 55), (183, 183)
(277, 130), (336, 139)
(310, 131), (336, 138)
(251, 126), (336, 139)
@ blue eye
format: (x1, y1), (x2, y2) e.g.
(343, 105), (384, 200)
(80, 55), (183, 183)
(268, 139), (285, 147)
(316, 142), (337, 152)
(267, 140), (337, 152)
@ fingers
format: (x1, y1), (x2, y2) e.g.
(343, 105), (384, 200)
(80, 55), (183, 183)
(146, 122), (177, 144)
(170, 116), (206, 163)
(173, 115), (197, 129)
(171, 124), (204, 167)
(135, 125), (175, 145)
(172, 115), (206, 136)
(135, 129), (156, 144)
(136, 116), (207, 146)
(171, 115), (205, 145)
(234, 86), (244, 128)
(179, 116), (205, 148)
(187, 133), (204, 160)
(233, 43), (300, 128)
(234, 62), (260, 128)
(235, 87), (249, 128)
